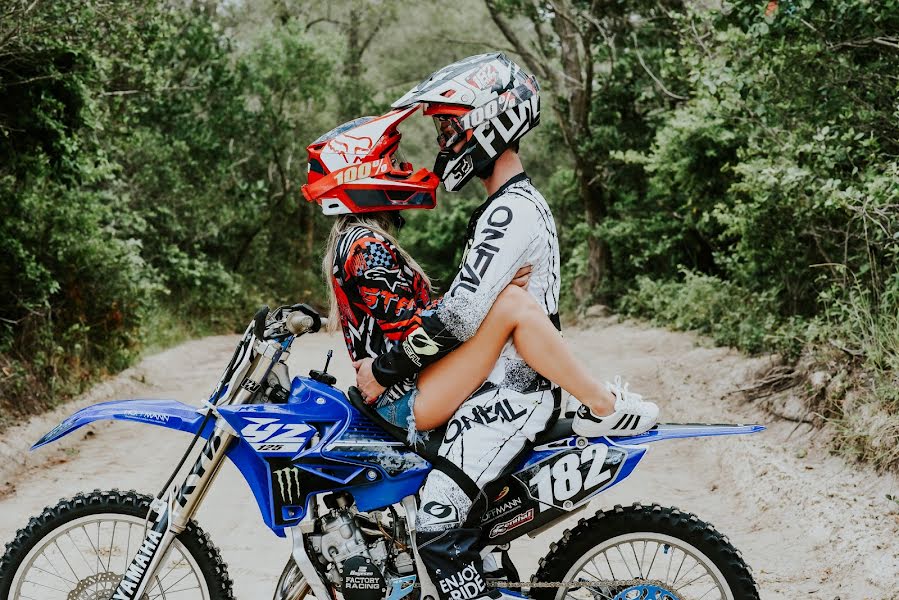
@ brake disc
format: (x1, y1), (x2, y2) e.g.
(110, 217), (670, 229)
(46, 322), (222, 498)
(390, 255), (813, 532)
(67, 572), (149, 600)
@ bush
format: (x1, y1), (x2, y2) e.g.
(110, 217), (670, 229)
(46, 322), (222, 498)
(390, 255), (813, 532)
(620, 271), (806, 357)
(0, 2), (333, 423)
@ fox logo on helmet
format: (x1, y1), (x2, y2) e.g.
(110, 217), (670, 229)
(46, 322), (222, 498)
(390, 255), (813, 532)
(328, 134), (373, 165)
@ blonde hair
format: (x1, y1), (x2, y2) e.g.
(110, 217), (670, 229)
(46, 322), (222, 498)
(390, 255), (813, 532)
(322, 213), (432, 333)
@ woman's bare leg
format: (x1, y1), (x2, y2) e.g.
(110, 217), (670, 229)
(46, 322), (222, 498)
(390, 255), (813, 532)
(414, 285), (615, 430)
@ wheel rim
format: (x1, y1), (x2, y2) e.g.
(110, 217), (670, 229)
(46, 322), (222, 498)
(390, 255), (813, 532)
(554, 532), (734, 600)
(10, 513), (211, 600)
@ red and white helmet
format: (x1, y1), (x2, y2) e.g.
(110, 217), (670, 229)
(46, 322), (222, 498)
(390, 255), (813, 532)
(393, 53), (540, 192)
(302, 106), (438, 215)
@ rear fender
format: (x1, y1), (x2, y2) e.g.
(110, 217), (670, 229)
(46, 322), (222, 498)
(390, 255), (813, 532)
(611, 423), (765, 446)
(32, 399), (209, 450)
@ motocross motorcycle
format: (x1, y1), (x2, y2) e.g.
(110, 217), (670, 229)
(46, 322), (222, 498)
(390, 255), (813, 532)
(0, 305), (764, 600)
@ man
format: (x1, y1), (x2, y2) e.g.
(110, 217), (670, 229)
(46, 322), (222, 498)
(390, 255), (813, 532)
(354, 54), (656, 600)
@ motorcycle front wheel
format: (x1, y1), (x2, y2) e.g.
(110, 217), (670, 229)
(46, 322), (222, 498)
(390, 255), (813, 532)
(0, 489), (233, 600)
(531, 503), (760, 600)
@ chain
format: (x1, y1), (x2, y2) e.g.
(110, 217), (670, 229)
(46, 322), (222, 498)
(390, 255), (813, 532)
(411, 579), (669, 589)
(487, 579), (668, 589)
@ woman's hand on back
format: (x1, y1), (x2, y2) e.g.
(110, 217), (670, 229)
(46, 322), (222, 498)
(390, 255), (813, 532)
(510, 264), (532, 288)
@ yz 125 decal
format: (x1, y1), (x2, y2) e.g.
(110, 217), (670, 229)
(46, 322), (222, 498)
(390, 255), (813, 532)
(240, 418), (313, 453)
(518, 444), (625, 512)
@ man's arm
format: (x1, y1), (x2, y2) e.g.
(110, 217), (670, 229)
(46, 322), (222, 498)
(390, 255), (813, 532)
(369, 197), (539, 387)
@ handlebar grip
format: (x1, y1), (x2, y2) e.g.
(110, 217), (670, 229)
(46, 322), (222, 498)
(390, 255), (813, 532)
(286, 313), (315, 335)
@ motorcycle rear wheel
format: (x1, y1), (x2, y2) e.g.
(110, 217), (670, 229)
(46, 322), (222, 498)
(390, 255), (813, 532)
(531, 503), (760, 600)
(0, 489), (233, 600)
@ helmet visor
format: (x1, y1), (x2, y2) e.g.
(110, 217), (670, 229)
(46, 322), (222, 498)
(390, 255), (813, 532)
(433, 115), (465, 151)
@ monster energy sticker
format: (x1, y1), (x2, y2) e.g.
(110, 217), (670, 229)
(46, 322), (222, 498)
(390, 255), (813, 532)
(273, 466), (302, 504)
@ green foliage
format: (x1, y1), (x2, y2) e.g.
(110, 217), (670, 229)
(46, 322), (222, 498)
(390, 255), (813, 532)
(0, 1), (333, 418)
(2, 0), (897, 469)
(620, 271), (805, 357)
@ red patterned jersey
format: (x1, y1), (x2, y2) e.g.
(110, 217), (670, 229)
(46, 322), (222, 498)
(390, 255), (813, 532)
(332, 225), (433, 404)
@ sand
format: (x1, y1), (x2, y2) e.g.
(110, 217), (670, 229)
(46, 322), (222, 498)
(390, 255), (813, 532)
(1, 318), (896, 599)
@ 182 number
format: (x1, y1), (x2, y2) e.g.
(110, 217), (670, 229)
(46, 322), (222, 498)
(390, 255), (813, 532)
(531, 445), (611, 511)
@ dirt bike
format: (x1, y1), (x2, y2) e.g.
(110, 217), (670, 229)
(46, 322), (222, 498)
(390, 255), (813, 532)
(0, 304), (764, 600)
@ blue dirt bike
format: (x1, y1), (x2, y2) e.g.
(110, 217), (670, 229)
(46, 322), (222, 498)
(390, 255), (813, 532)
(0, 305), (764, 600)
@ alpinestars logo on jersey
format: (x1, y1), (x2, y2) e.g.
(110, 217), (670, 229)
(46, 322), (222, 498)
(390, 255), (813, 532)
(452, 205), (512, 296)
(445, 397), (528, 442)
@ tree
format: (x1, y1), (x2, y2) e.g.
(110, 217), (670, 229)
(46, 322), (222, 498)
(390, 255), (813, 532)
(484, 0), (686, 299)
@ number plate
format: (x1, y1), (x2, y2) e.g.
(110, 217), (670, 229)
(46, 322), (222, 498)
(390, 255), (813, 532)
(515, 444), (627, 512)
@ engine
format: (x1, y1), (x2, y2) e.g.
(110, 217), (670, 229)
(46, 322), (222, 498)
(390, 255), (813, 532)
(308, 492), (416, 600)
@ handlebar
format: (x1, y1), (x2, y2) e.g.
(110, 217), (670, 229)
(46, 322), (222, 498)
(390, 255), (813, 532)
(286, 313), (328, 336)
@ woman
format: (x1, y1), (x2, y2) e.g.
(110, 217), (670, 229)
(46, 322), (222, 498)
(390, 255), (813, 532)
(303, 109), (657, 441)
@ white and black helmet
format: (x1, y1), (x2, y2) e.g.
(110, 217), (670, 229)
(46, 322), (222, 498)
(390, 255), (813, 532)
(392, 53), (540, 192)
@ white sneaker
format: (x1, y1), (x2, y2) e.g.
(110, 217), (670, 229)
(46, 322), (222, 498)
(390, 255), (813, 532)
(571, 376), (659, 437)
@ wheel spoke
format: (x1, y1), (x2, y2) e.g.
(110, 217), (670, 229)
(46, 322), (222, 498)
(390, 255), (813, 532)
(589, 557), (606, 580)
(65, 531), (93, 572)
(672, 556), (699, 585)
(629, 542), (643, 578)
(53, 539), (80, 580)
(676, 568), (713, 591)
(28, 563), (76, 585)
(603, 549), (615, 580)
(645, 542), (661, 577)
(125, 521), (133, 573)
(553, 531), (736, 600)
(96, 520), (102, 576)
(580, 560), (603, 581)
(696, 582), (722, 600)
(153, 565), (195, 594)
(81, 524), (103, 574)
(12, 508), (211, 600)
(671, 550), (688, 586)
(614, 544), (635, 579)
(22, 578), (71, 594)
(107, 520), (117, 571)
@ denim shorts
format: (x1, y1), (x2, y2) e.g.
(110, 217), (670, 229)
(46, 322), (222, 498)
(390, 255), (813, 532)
(375, 387), (427, 445)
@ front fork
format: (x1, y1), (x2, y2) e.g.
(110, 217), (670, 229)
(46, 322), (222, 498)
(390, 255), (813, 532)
(108, 423), (235, 600)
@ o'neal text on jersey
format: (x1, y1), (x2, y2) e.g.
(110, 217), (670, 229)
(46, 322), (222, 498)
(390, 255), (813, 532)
(451, 205), (513, 296)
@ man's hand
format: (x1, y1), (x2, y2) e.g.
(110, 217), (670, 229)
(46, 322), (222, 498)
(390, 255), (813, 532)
(353, 358), (386, 403)
(511, 264), (532, 288)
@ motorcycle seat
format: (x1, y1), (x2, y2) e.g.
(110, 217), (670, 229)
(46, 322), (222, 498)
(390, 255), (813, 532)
(346, 386), (444, 457)
(533, 417), (575, 444)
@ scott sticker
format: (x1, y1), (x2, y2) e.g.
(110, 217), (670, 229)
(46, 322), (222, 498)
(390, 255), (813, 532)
(488, 508), (535, 538)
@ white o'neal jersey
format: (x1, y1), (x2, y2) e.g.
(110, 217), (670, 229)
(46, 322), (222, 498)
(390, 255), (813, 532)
(371, 172), (561, 393)
(442, 175), (560, 391)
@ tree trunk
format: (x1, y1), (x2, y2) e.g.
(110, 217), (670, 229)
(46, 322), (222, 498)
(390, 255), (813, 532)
(305, 203), (316, 257)
(573, 160), (610, 302)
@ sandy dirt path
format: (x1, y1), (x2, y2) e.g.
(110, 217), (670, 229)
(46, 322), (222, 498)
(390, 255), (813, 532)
(1, 318), (897, 599)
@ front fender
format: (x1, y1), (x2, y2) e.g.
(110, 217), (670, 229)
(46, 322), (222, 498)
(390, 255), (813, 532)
(32, 399), (208, 450)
